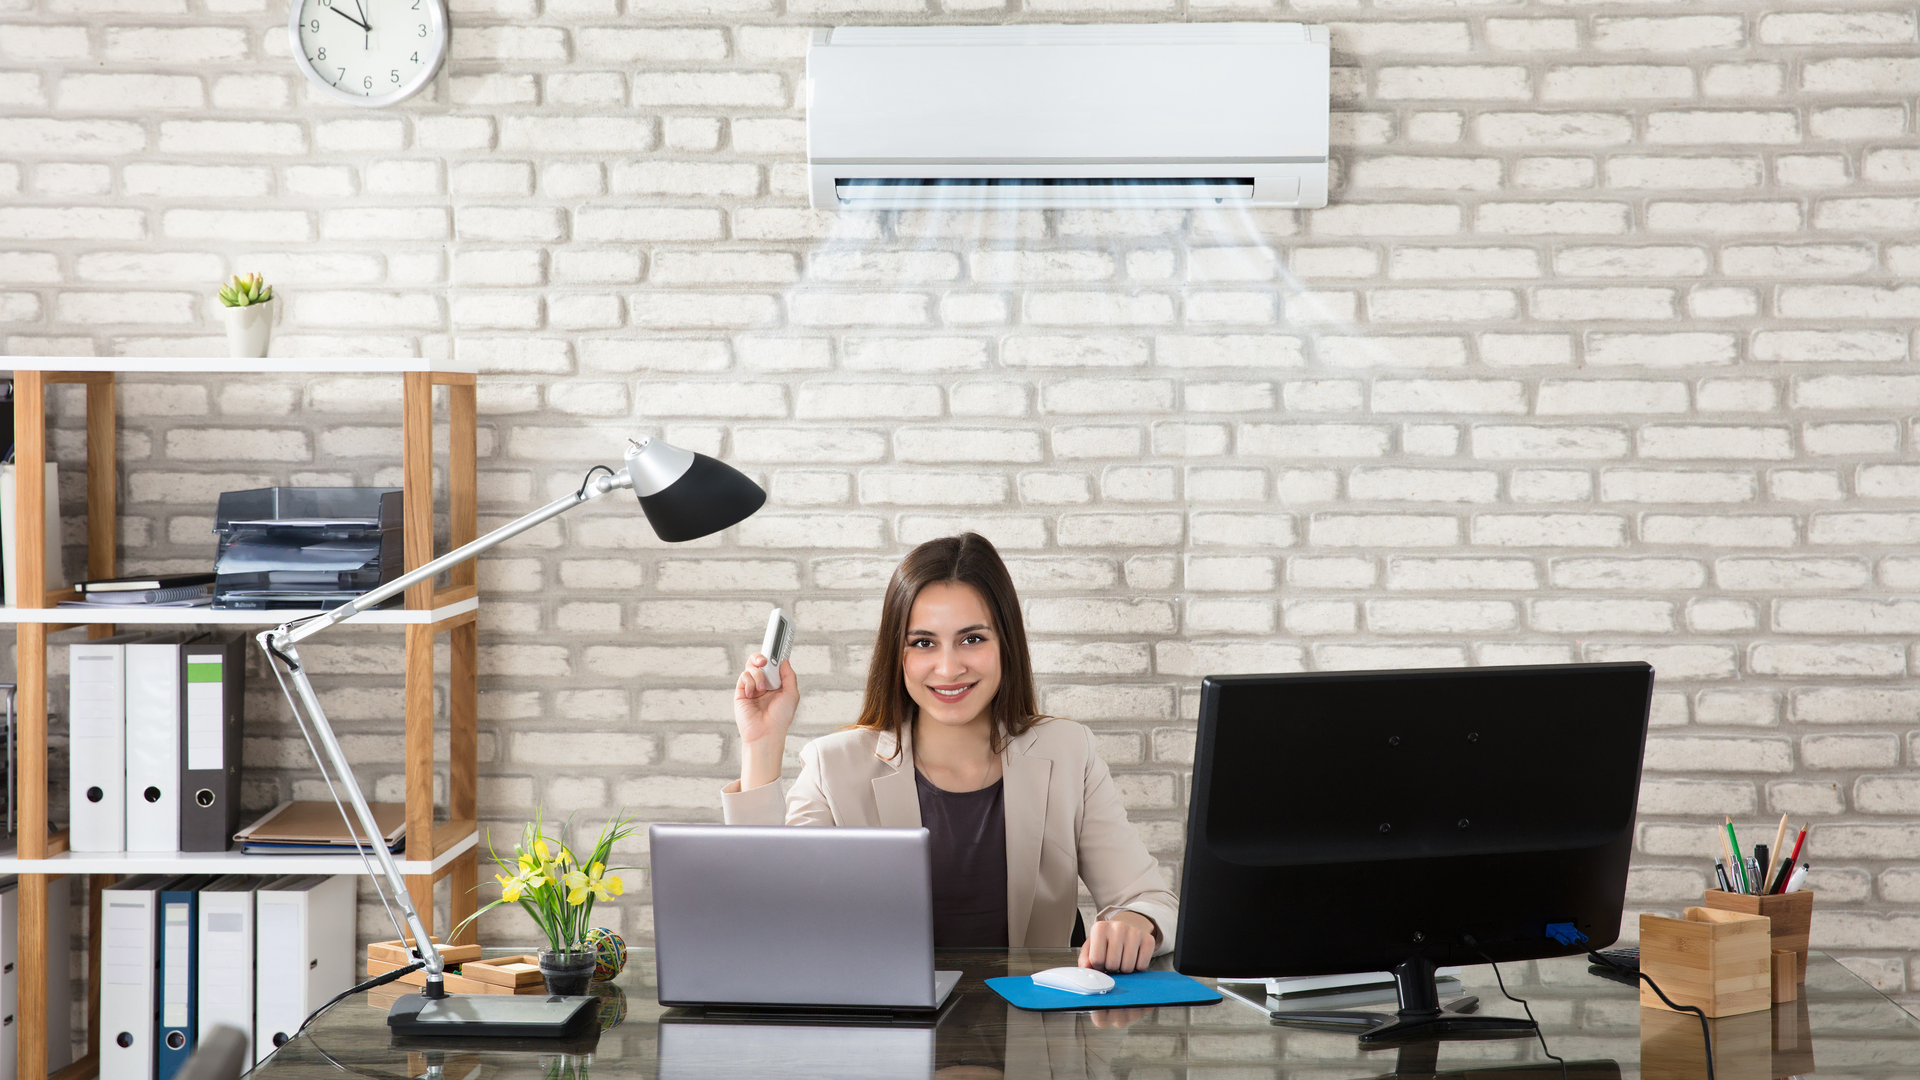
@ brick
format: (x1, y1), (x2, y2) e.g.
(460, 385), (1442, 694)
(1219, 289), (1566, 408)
(1774, 599), (1920, 635)
(1544, 66), (1693, 101)
(1586, 333), (1737, 368)
(1473, 514), (1626, 547)
(57, 73), (201, 110)
(1348, 467), (1499, 503)
(1388, 247), (1538, 279)
(1593, 16), (1744, 51)
(0, 118), (145, 156)
(1601, 470), (1755, 503)
(1372, 379), (1526, 414)
(1644, 737), (1791, 774)
(1376, 66), (1530, 101)
(1531, 599), (1674, 633)
(1751, 643), (1908, 678)
(1475, 112), (1633, 147)
(1538, 380), (1688, 415)
(1188, 513), (1295, 547)
(1239, 424), (1390, 459)
(1814, 198), (1920, 231)
(631, 72), (785, 107)
(1477, 202), (1629, 235)
(1802, 57), (1920, 93)
(1368, 289), (1517, 323)
(1638, 426), (1791, 460)
(1368, 599), (1515, 633)
(1643, 514), (1797, 548)
(1472, 425), (1629, 460)
(1550, 557), (1705, 591)
(797, 384), (942, 420)
(158, 121), (305, 155)
(501, 117), (655, 153)
(1310, 514), (1458, 548)
(1790, 688), (1920, 724)
(104, 25), (246, 61)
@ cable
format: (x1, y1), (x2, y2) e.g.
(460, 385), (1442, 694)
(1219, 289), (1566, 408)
(1588, 949), (1715, 1080)
(1464, 939), (1566, 1079)
(576, 464), (615, 500)
(255, 959), (426, 1072)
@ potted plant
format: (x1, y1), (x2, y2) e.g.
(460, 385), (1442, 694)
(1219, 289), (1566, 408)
(217, 272), (274, 358)
(455, 809), (637, 995)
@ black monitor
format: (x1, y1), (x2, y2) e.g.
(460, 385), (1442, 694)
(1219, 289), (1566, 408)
(1175, 662), (1652, 1044)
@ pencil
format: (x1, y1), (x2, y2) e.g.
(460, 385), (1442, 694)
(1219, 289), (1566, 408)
(1718, 821), (1738, 890)
(1768, 813), (1790, 880)
(1727, 820), (1749, 893)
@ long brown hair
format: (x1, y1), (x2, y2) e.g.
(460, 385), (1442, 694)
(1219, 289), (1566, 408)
(854, 533), (1043, 755)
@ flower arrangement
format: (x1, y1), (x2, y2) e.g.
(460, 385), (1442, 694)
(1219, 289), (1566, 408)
(455, 809), (637, 955)
(217, 272), (273, 308)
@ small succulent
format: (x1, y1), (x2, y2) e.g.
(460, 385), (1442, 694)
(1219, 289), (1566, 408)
(218, 273), (273, 308)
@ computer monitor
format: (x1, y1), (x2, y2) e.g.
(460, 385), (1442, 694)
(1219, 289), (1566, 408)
(1175, 662), (1653, 1044)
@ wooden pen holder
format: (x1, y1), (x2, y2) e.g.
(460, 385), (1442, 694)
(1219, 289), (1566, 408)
(1702, 889), (1812, 982)
(1639, 907), (1773, 1018)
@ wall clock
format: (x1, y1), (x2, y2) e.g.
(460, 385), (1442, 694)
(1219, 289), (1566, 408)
(289, 0), (447, 107)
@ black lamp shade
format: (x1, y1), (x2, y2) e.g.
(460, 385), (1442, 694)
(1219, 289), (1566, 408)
(638, 452), (767, 542)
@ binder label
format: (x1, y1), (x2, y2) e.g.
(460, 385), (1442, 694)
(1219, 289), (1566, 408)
(105, 902), (147, 985)
(186, 657), (225, 771)
(162, 904), (190, 1027)
(72, 655), (118, 738)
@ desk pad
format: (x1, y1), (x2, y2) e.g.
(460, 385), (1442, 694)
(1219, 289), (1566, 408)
(986, 971), (1222, 1011)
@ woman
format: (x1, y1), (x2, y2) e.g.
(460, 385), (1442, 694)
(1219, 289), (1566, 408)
(725, 533), (1179, 973)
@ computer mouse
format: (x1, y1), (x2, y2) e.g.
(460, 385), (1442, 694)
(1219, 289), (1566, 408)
(1031, 966), (1116, 995)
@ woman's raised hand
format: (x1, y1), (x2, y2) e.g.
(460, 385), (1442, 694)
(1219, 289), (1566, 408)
(734, 653), (797, 791)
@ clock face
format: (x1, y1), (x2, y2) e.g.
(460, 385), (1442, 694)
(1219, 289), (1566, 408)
(289, 0), (446, 107)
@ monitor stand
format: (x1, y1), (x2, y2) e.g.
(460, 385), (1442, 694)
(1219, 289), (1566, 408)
(1265, 956), (1538, 1045)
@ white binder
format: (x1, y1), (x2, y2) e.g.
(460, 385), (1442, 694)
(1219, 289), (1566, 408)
(253, 875), (354, 1064)
(101, 875), (170, 1080)
(68, 634), (146, 853)
(0, 876), (75, 1080)
(196, 877), (257, 1052)
(125, 634), (200, 853)
(0, 461), (61, 608)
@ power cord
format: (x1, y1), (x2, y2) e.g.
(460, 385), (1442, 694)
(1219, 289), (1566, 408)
(1463, 938), (1566, 1079)
(258, 959), (425, 1067)
(1587, 948), (1715, 1080)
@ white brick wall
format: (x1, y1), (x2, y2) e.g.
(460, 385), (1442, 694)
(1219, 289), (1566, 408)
(6, 0), (1920, 1007)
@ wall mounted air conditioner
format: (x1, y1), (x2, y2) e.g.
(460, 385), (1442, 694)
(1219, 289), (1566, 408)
(806, 23), (1330, 210)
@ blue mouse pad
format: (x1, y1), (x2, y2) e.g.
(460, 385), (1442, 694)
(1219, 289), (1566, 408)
(986, 970), (1222, 1012)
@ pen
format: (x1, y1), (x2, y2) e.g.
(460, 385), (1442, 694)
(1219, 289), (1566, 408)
(1714, 860), (1733, 893)
(1785, 864), (1809, 894)
(1727, 821), (1749, 893)
(1755, 843), (1770, 890)
(1769, 855), (1795, 895)
(1745, 856), (1762, 896)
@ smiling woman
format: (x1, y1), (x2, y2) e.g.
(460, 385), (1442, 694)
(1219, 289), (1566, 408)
(724, 534), (1179, 974)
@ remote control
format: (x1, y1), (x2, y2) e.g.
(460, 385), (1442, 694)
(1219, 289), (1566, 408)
(759, 607), (795, 690)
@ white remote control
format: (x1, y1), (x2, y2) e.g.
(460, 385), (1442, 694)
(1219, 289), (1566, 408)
(759, 607), (795, 689)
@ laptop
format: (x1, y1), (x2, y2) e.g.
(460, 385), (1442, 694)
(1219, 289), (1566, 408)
(650, 824), (962, 1015)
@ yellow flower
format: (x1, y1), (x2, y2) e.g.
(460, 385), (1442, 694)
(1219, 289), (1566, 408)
(533, 838), (552, 861)
(495, 865), (541, 903)
(566, 861), (622, 905)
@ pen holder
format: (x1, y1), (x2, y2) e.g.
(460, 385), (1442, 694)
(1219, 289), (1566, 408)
(1702, 889), (1813, 982)
(1639, 907), (1773, 1018)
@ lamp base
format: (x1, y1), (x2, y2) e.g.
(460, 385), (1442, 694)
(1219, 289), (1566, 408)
(387, 992), (599, 1038)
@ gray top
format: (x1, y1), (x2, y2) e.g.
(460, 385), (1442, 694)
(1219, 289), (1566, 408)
(916, 769), (1010, 948)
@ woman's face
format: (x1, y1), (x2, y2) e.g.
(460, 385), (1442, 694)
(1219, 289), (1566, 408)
(902, 581), (1003, 732)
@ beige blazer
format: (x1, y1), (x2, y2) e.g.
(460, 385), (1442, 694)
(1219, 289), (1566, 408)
(721, 718), (1180, 955)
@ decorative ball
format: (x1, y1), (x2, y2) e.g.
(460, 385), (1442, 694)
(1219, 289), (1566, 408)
(586, 927), (627, 981)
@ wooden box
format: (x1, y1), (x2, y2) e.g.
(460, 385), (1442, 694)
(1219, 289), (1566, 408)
(1641, 1007), (1772, 1080)
(1639, 907), (1773, 1018)
(1702, 888), (1812, 982)
(367, 937), (484, 967)
(1769, 951), (1797, 1003)
(365, 951), (549, 995)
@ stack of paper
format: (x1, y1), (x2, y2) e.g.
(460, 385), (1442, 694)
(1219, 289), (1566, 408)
(233, 801), (405, 855)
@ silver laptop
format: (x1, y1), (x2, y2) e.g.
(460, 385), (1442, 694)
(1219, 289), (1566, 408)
(650, 823), (962, 1013)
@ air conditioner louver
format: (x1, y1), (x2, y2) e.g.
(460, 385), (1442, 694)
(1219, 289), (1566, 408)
(807, 23), (1330, 210)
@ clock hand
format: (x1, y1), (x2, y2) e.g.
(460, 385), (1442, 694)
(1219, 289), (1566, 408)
(328, 5), (370, 30)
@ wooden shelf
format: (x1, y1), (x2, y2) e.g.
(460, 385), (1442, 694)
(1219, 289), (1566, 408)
(0, 596), (478, 625)
(3, 357), (476, 374)
(3, 361), (483, 1080)
(0, 828), (478, 876)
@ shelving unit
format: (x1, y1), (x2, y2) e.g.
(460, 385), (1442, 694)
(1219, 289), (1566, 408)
(4, 358), (483, 1080)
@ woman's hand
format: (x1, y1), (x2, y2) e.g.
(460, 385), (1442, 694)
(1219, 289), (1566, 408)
(1079, 910), (1158, 973)
(734, 653), (798, 791)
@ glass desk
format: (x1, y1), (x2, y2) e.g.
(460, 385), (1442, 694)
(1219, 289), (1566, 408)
(257, 950), (1920, 1080)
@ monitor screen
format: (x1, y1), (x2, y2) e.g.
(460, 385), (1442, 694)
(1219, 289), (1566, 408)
(1175, 662), (1652, 980)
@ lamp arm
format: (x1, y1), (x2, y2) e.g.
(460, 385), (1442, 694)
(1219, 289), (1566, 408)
(257, 462), (633, 999)
(281, 467), (633, 647)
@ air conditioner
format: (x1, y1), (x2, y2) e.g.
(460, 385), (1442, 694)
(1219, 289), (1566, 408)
(806, 23), (1330, 210)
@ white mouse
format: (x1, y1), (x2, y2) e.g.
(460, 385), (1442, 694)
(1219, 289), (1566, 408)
(1031, 966), (1116, 995)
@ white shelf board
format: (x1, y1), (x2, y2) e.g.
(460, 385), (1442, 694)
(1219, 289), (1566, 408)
(0, 827), (477, 875)
(3, 357), (476, 375)
(0, 595), (477, 626)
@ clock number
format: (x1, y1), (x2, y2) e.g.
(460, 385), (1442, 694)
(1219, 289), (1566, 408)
(410, 52), (418, 62)
(334, 67), (346, 86)
(418, 22), (427, 35)
(316, 46), (326, 59)
(412, 0), (420, 8)
(390, 68), (400, 83)
(363, 75), (373, 89)
(309, 18), (319, 31)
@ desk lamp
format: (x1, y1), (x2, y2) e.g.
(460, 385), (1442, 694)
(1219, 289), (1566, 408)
(258, 436), (765, 1037)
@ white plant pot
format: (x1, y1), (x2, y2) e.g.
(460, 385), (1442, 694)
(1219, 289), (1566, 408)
(222, 299), (274, 358)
